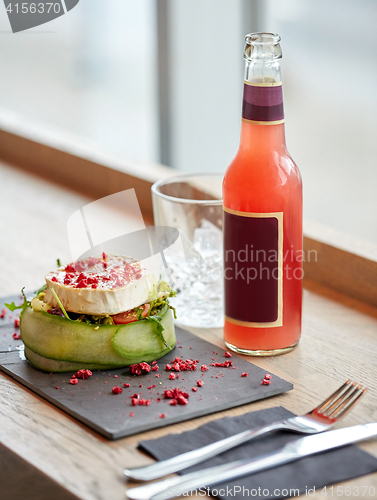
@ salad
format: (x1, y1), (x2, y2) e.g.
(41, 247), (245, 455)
(6, 254), (177, 372)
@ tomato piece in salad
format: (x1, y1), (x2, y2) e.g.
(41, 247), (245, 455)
(112, 304), (150, 324)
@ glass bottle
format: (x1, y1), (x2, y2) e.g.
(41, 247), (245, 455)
(223, 33), (303, 355)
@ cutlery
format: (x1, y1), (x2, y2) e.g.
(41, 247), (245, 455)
(125, 379), (366, 481)
(126, 422), (377, 500)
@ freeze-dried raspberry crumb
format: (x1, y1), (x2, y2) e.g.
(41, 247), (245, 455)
(167, 357), (197, 372)
(224, 351), (232, 358)
(164, 388), (189, 404)
(155, 374), (161, 378)
(70, 378), (78, 385)
(139, 362), (151, 373)
(114, 375), (118, 378)
(55, 386), (59, 389)
(176, 394), (188, 405)
(112, 386), (123, 394)
(131, 393), (139, 399)
(265, 374), (271, 380)
(262, 379), (271, 385)
(12, 333), (21, 340)
(241, 373), (249, 377)
(160, 413), (166, 418)
(130, 412), (134, 417)
(169, 399), (177, 406)
(197, 380), (204, 387)
(201, 364), (208, 372)
(131, 398), (139, 406)
(169, 373), (176, 380)
(147, 385), (156, 389)
(152, 360), (158, 365)
(152, 365), (159, 371)
(14, 318), (20, 328)
(75, 369), (92, 379)
(210, 361), (233, 368)
(192, 387), (197, 392)
(124, 383), (130, 388)
(130, 364), (142, 375)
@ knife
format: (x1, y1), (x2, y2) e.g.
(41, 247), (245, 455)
(126, 423), (377, 500)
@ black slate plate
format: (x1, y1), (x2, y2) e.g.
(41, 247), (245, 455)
(0, 295), (293, 440)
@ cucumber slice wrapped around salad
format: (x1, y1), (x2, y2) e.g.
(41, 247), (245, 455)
(8, 255), (177, 372)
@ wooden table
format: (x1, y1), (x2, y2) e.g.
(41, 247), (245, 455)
(1, 162), (377, 499)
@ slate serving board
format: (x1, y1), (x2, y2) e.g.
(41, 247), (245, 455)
(0, 294), (293, 440)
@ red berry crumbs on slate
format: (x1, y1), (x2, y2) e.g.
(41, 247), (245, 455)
(130, 362), (152, 375)
(210, 361), (232, 368)
(192, 387), (197, 392)
(139, 362), (151, 373)
(14, 318), (20, 328)
(164, 388), (189, 405)
(224, 351), (232, 358)
(112, 386), (123, 394)
(160, 413), (166, 418)
(70, 378), (78, 385)
(165, 357), (197, 372)
(12, 333), (21, 340)
(197, 380), (204, 387)
(241, 372), (249, 377)
(201, 364), (209, 372)
(169, 373), (175, 380)
(130, 412), (134, 417)
(265, 374), (271, 380)
(75, 369), (92, 379)
(124, 383), (130, 388)
(262, 379), (271, 385)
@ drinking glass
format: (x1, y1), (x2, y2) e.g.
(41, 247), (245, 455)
(152, 173), (223, 328)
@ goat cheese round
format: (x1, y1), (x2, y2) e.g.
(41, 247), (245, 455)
(43, 254), (156, 316)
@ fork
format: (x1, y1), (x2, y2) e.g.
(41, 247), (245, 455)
(124, 379), (367, 481)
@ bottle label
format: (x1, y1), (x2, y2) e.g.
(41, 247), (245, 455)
(242, 81), (284, 125)
(223, 208), (283, 327)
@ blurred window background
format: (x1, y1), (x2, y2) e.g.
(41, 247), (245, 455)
(0, 0), (376, 245)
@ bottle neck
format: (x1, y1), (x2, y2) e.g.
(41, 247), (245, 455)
(240, 46), (286, 151)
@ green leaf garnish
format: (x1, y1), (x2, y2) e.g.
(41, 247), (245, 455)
(144, 315), (170, 349)
(50, 287), (72, 322)
(5, 287), (30, 316)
